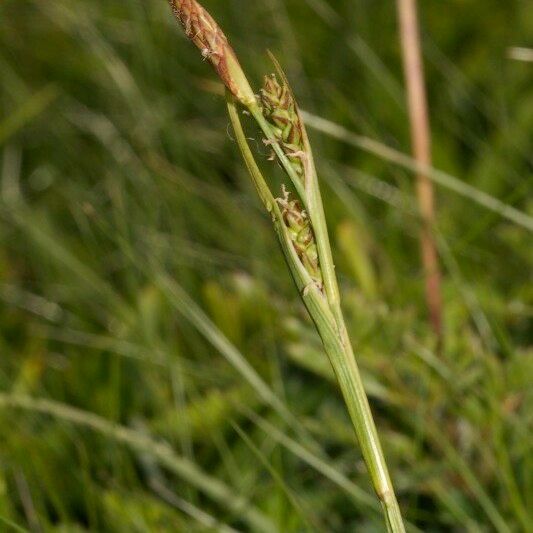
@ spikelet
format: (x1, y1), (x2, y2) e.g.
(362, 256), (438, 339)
(168, 0), (255, 105)
(260, 74), (305, 178)
(277, 187), (322, 289)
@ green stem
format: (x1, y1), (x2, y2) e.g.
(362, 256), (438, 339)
(331, 315), (406, 533)
(228, 93), (405, 532)
(304, 151), (342, 313)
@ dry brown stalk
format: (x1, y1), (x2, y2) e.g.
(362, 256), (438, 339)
(396, 0), (443, 344)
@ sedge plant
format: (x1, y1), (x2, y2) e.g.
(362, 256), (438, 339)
(168, 1), (406, 530)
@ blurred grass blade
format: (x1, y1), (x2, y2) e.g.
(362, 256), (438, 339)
(336, 220), (377, 299)
(0, 85), (58, 146)
(248, 412), (423, 532)
(155, 271), (308, 436)
(432, 425), (511, 533)
(148, 477), (241, 533)
(507, 47), (533, 62)
(301, 111), (533, 232)
(247, 411), (378, 510)
(0, 516), (29, 533)
(0, 393), (276, 533)
(232, 423), (316, 531)
(2, 206), (133, 324)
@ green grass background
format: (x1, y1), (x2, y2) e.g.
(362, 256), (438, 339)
(1, 0), (532, 531)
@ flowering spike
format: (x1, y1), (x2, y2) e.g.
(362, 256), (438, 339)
(168, 0), (256, 105)
(277, 187), (323, 289)
(260, 74), (305, 178)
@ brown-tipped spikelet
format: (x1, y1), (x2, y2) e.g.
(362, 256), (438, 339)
(168, 0), (255, 105)
(260, 74), (305, 177)
(277, 187), (323, 289)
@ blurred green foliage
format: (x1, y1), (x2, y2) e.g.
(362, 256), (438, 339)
(0, 0), (531, 531)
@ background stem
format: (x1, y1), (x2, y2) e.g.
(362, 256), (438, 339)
(396, 0), (443, 346)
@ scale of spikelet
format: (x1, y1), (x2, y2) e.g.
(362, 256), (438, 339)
(260, 74), (305, 178)
(277, 187), (322, 289)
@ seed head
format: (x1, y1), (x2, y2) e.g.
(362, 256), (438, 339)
(277, 187), (322, 289)
(260, 74), (304, 176)
(168, 0), (255, 105)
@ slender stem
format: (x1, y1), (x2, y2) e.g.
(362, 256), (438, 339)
(309, 296), (405, 531)
(396, 0), (443, 345)
(330, 315), (406, 533)
(304, 150), (342, 312)
(229, 95), (406, 533)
